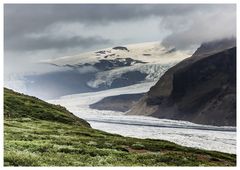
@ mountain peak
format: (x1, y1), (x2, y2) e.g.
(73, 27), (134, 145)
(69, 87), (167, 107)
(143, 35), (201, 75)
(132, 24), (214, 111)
(192, 37), (236, 58)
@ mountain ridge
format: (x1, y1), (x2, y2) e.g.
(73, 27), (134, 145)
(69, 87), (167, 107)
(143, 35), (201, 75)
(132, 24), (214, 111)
(128, 39), (236, 126)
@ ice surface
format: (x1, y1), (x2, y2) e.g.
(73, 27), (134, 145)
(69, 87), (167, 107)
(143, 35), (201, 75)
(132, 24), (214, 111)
(91, 121), (236, 154)
(87, 62), (176, 88)
(49, 82), (236, 154)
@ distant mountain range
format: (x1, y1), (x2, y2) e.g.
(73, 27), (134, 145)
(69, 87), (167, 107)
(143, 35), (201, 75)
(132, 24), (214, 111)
(127, 38), (236, 126)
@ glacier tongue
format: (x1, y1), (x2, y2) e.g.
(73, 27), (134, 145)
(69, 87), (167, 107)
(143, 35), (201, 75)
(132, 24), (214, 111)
(49, 82), (236, 154)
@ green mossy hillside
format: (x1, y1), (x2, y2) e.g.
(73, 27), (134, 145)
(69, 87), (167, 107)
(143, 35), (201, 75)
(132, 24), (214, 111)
(4, 88), (90, 127)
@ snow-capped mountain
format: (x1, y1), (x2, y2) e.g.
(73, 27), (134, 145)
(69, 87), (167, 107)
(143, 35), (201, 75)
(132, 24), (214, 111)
(26, 42), (191, 99)
(46, 42), (190, 66)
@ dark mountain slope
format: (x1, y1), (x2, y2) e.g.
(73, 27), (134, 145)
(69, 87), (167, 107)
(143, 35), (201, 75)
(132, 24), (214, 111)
(128, 42), (236, 126)
(25, 70), (99, 100)
(90, 93), (144, 112)
(191, 37), (236, 58)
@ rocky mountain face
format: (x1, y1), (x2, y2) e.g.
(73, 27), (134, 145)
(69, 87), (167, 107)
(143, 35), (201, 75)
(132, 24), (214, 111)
(128, 39), (236, 126)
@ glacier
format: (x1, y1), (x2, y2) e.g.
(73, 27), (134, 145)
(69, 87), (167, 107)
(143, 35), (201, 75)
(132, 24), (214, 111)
(49, 82), (236, 154)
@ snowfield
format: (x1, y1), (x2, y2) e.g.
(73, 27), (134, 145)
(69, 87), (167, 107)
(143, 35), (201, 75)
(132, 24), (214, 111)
(49, 82), (236, 154)
(44, 42), (191, 66)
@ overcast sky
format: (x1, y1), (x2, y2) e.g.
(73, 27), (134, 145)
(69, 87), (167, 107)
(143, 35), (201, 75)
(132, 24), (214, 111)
(4, 4), (236, 80)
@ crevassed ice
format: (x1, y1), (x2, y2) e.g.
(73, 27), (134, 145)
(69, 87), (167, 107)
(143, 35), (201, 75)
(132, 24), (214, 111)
(87, 62), (176, 88)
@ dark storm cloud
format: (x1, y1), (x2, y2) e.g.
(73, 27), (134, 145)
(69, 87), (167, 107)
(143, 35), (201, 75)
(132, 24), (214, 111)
(5, 35), (111, 51)
(4, 4), (236, 52)
(4, 4), (228, 39)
